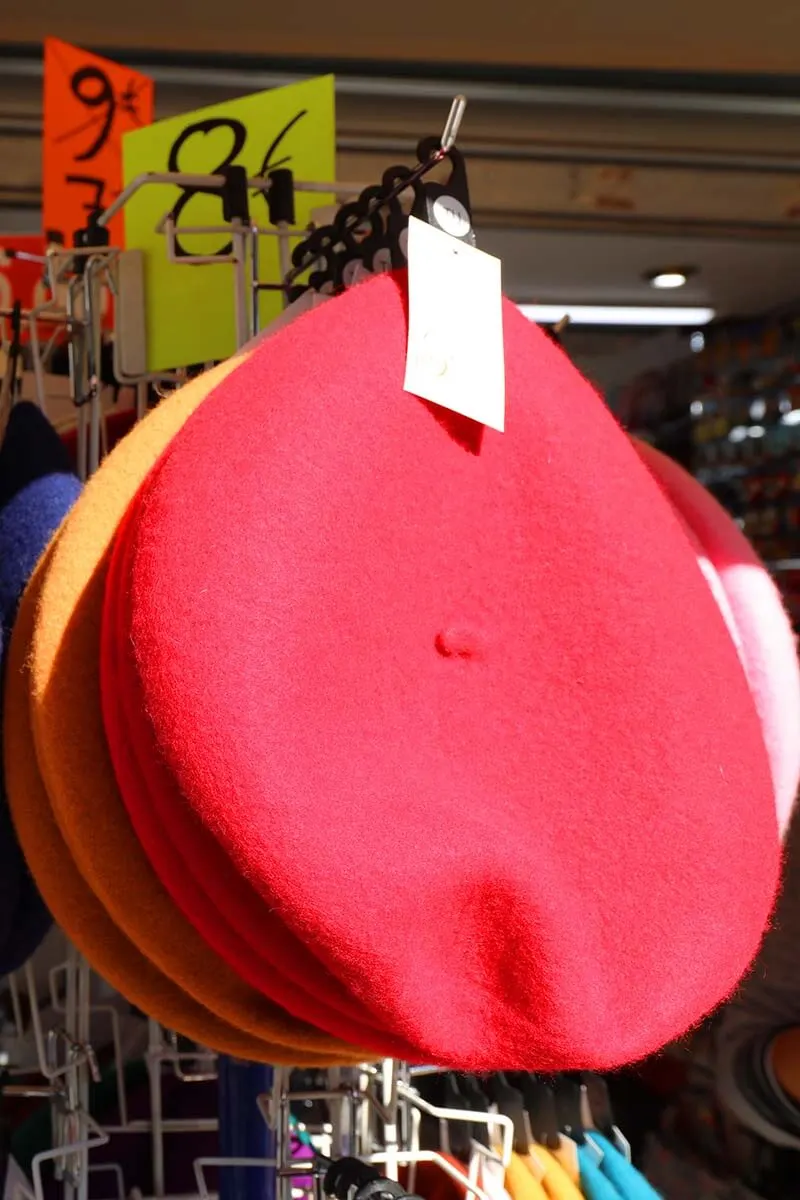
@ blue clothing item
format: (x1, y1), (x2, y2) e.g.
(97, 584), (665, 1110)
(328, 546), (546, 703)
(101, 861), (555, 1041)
(577, 1145), (622, 1200)
(591, 1134), (662, 1200)
(0, 402), (81, 974)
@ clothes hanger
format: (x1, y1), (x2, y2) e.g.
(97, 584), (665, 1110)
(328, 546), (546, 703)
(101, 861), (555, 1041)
(289, 165), (417, 297)
(409, 138), (475, 249)
(413, 1071), (474, 1162)
(328, 193), (386, 289)
(581, 1074), (630, 1161)
(355, 179), (409, 277)
(349, 141), (474, 281)
(455, 1074), (492, 1151)
(283, 96), (471, 300)
(508, 1075), (561, 1153)
(285, 225), (340, 304)
(484, 1074), (531, 1157)
(553, 1077), (585, 1147)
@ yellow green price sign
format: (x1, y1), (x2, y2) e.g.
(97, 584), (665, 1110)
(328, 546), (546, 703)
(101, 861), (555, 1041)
(123, 75), (336, 372)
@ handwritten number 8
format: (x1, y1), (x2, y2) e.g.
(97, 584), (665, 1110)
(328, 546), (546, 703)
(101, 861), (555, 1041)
(165, 111), (308, 258)
(167, 118), (247, 258)
(70, 67), (117, 161)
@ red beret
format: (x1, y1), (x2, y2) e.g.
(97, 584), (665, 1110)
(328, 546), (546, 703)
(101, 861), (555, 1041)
(102, 509), (410, 1055)
(102, 270), (780, 1070)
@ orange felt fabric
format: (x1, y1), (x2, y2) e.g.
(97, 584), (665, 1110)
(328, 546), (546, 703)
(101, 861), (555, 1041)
(26, 355), (375, 1061)
(5, 545), (365, 1065)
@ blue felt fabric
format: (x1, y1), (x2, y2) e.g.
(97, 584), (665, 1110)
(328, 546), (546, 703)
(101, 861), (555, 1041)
(0, 403), (81, 974)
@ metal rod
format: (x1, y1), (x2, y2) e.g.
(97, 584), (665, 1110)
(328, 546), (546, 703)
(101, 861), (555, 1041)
(0, 308), (71, 324)
(282, 155), (435, 288)
(250, 226), (261, 335)
(76, 956), (92, 1200)
(98, 173), (229, 227)
(231, 220), (251, 348)
(147, 1020), (165, 1200)
(99, 171), (368, 232)
(26, 308), (49, 416)
(441, 95), (467, 152)
(276, 223), (292, 312)
(65, 279), (87, 483)
(104, 1119), (219, 1134)
(84, 257), (104, 478)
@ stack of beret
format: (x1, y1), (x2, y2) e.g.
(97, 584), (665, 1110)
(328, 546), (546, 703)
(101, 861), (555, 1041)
(0, 401), (81, 975)
(4, 269), (798, 1069)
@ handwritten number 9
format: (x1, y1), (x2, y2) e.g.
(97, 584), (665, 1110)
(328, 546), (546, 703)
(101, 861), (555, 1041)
(167, 118), (248, 257)
(70, 67), (116, 161)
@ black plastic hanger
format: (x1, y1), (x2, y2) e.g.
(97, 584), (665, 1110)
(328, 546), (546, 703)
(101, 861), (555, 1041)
(283, 126), (473, 300)
(285, 225), (339, 303)
(413, 1071), (473, 1161)
(455, 1074), (492, 1150)
(553, 1075), (585, 1145)
(329, 196), (385, 290)
(581, 1073), (616, 1141)
(411, 139), (475, 248)
(356, 176), (411, 275)
(509, 1074), (561, 1151)
(484, 1073), (531, 1156)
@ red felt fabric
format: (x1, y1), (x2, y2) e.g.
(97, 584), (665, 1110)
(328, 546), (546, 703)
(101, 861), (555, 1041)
(103, 496), (416, 1057)
(103, 270), (779, 1070)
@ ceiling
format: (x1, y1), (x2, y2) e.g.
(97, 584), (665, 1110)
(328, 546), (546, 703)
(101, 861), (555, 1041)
(486, 228), (800, 316)
(3, 1), (800, 73)
(2, 46), (800, 387)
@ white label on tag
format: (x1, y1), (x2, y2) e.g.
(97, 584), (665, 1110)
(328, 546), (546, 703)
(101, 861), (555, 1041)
(404, 216), (505, 432)
(432, 195), (471, 238)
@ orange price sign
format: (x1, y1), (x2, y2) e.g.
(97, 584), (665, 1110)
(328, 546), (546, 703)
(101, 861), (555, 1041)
(0, 235), (50, 345)
(43, 38), (154, 249)
(0, 236), (47, 314)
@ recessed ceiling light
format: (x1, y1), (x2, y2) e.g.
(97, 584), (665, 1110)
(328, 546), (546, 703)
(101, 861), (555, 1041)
(518, 304), (715, 327)
(646, 267), (695, 290)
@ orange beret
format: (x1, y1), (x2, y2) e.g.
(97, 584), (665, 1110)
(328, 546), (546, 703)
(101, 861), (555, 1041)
(23, 358), (374, 1062)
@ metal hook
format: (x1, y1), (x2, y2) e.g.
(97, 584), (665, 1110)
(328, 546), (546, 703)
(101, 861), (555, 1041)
(440, 96), (467, 154)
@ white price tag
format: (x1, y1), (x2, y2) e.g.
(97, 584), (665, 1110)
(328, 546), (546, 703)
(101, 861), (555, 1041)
(403, 215), (505, 432)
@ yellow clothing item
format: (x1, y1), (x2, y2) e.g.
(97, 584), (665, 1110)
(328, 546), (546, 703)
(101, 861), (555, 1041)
(551, 1141), (581, 1187)
(505, 1151), (549, 1200)
(525, 1146), (584, 1200)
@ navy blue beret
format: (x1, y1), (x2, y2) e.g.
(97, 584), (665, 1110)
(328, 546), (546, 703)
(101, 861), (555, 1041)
(0, 403), (81, 973)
